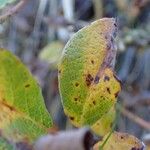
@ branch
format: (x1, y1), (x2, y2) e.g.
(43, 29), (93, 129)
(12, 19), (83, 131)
(119, 106), (150, 130)
(92, 0), (103, 19)
(120, 91), (150, 107)
(0, 0), (29, 23)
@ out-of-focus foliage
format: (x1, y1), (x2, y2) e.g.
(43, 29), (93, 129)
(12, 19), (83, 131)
(39, 41), (64, 68)
(115, 0), (149, 22)
(117, 26), (150, 52)
(0, 0), (17, 9)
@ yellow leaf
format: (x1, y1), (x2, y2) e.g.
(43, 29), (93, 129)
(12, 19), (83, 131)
(91, 106), (116, 136)
(93, 131), (145, 150)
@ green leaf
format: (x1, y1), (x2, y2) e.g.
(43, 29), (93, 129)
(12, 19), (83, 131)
(0, 49), (53, 143)
(58, 18), (121, 135)
(0, 0), (17, 9)
(93, 132), (145, 150)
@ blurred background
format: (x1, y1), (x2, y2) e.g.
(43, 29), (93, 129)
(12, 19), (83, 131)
(0, 0), (150, 142)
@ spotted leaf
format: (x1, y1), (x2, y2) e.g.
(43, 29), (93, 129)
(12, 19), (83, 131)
(58, 18), (121, 135)
(0, 49), (53, 143)
(93, 132), (145, 150)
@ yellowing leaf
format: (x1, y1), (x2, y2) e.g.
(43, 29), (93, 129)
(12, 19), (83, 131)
(39, 41), (64, 68)
(93, 131), (145, 150)
(58, 18), (121, 135)
(91, 106), (116, 136)
(0, 49), (53, 143)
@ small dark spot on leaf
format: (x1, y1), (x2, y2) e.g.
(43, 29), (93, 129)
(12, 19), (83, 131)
(74, 97), (78, 101)
(58, 70), (61, 74)
(69, 116), (74, 121)
(106, 87), (111, 94)
(75, 82), (79, 87)
(106, 43), (111, 50)
(120, 136), (124, 139)
(114, 91), (119, 98)
(86, 74), (93, 86)
(104, 76), (110, 81)
(91, 60), (94, 64)
(25, 84), (30, 88)
(93, 101), (96, 105)
(94, 76), (100, 84)
(114, 23), (117, 27)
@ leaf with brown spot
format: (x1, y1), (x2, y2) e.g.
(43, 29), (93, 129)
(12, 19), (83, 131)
(58, 18), (121, 135)
(0, 49), (53, 144)
(93, 132), (145, 150)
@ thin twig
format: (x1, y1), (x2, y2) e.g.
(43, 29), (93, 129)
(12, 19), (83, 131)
(120, 91), (150, 107)
(0, 0), (29, 23)
(119, 106), (150, 130)
(28, 0), (48, 53)
(92, 0), (103, 19)
(62, 0), (74, 22)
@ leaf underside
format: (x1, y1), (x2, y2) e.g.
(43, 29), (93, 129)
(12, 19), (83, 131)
(58, 18), (121, 135)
